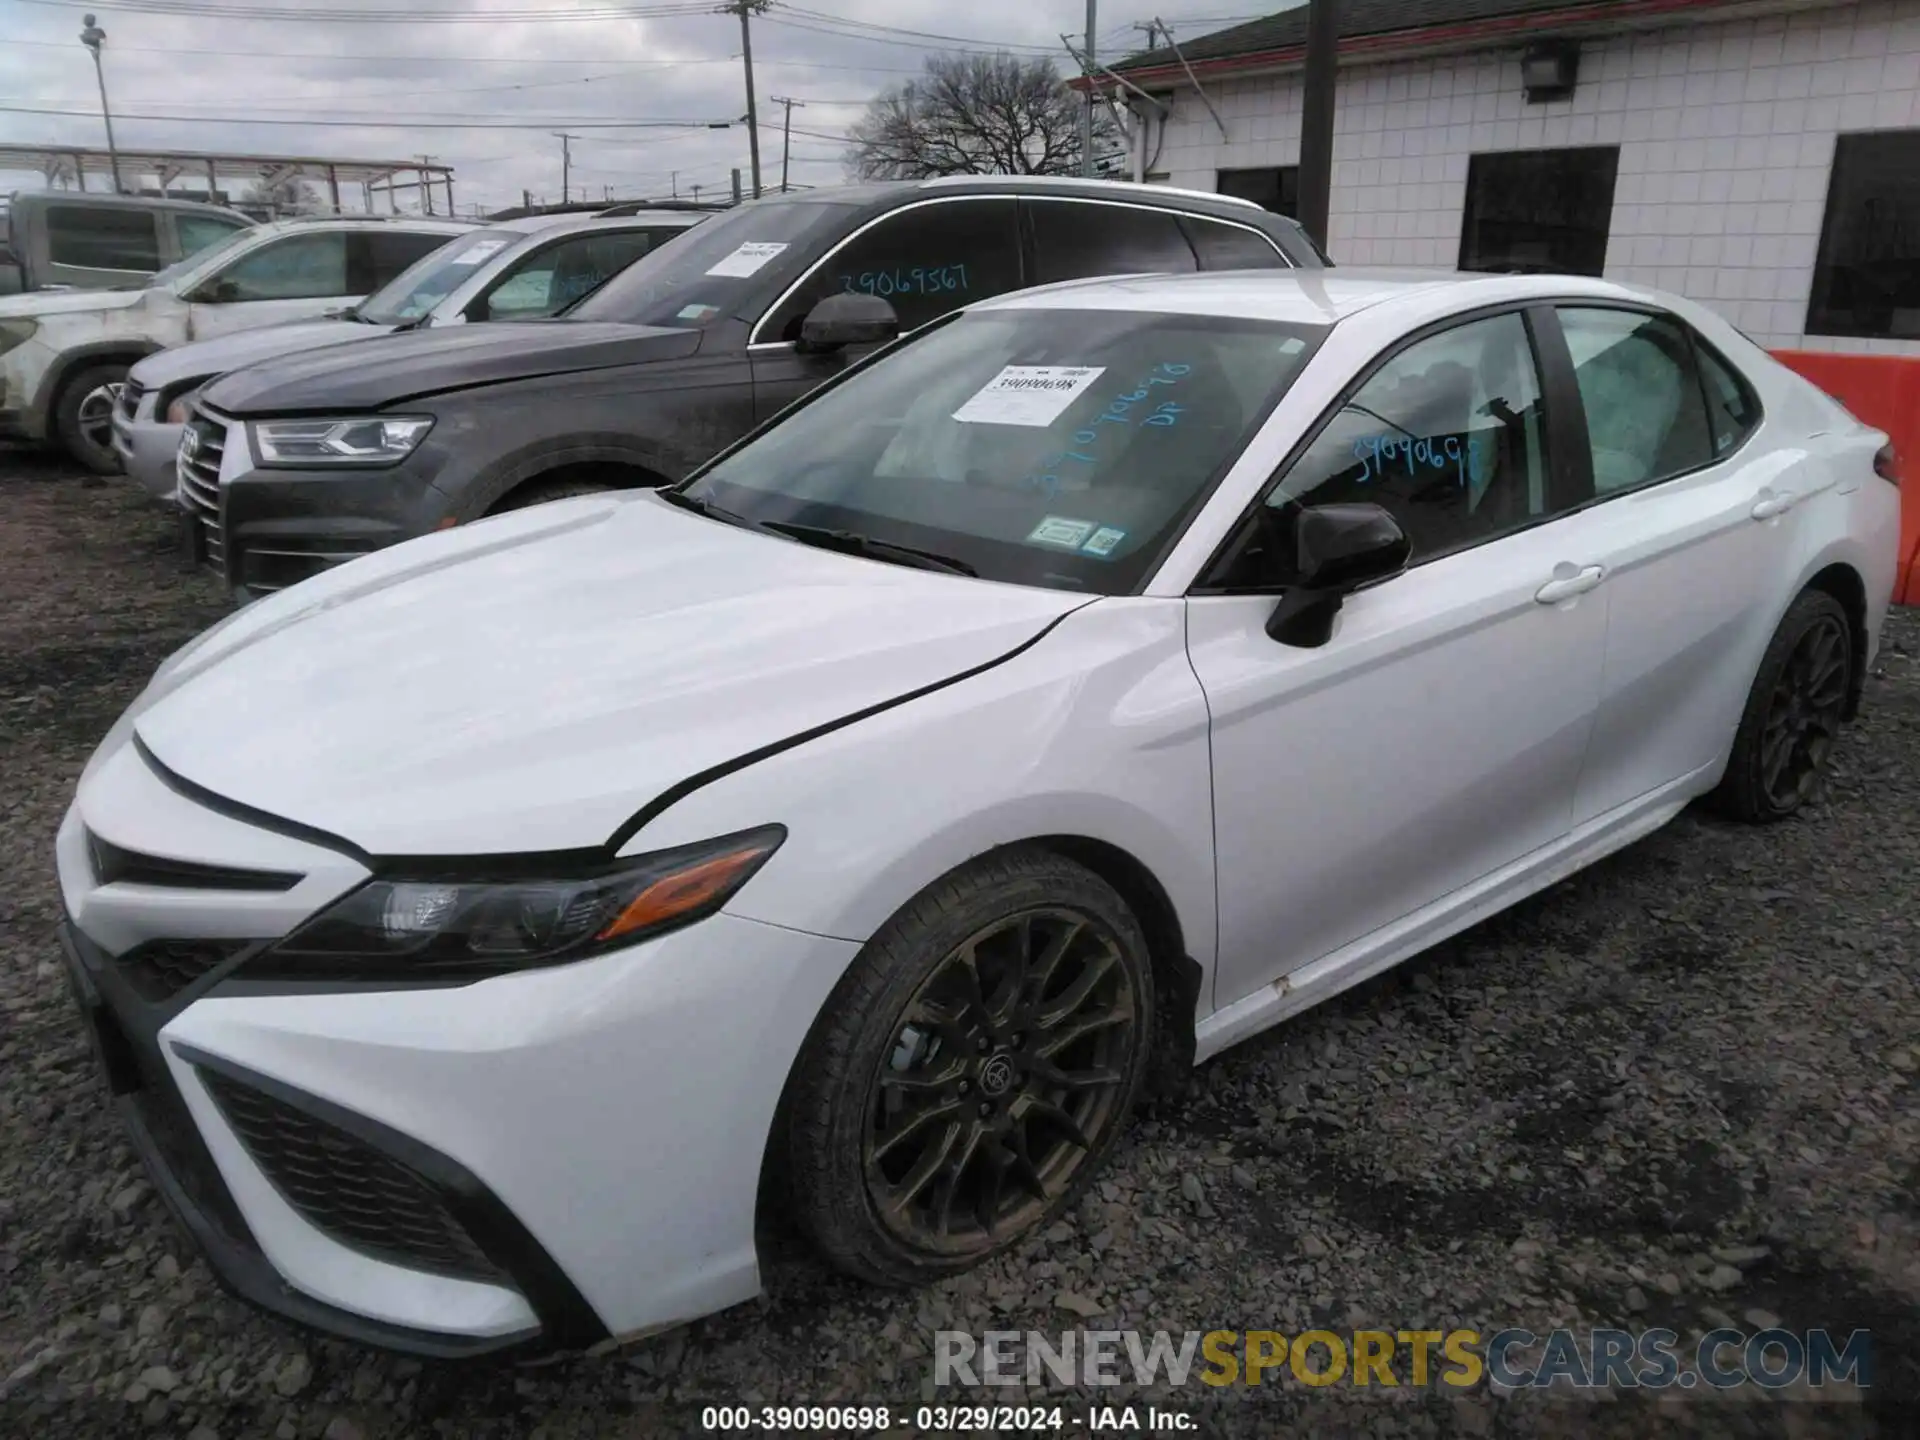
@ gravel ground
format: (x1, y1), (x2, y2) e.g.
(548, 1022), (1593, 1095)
(0, 447), (1915, 1439)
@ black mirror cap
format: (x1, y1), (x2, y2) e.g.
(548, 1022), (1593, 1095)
(1264, 503), (1410, 648)
(797, 291), (900, 353)
(1291, 502), (1411, 591)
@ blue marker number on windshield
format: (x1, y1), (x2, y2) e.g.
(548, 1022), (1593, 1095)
(839, 264), (969, 298)
(1020, 362), (1191, 494)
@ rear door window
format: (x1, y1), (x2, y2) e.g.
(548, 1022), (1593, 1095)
(1026, 199), (1197, 285)
(1183, 215), (1289, 270)
(1557, 307), (1716, 493)
(47, 206), (161, 271)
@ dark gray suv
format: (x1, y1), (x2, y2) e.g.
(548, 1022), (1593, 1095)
(184, 177), (1325, 601)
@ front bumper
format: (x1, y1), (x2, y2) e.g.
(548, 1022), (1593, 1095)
(57, 729), (862, 1354)
(112, 388), (186, 503)
(181, 406), (447, 603)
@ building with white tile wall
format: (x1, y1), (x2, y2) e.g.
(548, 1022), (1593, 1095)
(1108, 0), (1920, 355)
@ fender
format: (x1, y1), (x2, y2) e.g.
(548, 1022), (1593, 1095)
(445, 430), (693, 522)
(30, 339), (164, 436)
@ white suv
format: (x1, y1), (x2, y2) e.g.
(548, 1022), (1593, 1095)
(0, 215), (471, 472)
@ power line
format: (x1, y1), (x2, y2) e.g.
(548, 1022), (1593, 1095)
(773, 6), (1060, 53)
(0, 104), (733, 131)
(15, 0), (717, 20)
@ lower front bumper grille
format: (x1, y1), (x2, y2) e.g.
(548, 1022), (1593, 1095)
(197, 1066), (505, 1285)
(58, 922), (602, 1357)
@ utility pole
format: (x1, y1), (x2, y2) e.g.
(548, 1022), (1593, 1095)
(1297, 0), (1339, 250)
(78, 14), (122, 194)
(770, 95), (805, 192)
(691, 183), (703, 204)
(726, 1), (771, 198)
(670, 170), (678, 198)
(1080, 0), (1097, 175)
(552, 132), (579, 205)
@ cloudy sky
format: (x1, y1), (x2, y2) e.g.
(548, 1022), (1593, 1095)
(0, 0), (1289, 216)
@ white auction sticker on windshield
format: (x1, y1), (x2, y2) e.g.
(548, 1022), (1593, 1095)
(1026, 516), (1097, 549)
(704, 241), (789, 278)
(448, 238), (511, 266)
(952, 366), (1106, 427)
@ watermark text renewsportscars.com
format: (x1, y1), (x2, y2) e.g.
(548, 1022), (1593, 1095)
(933, 1327), (1873, 1392)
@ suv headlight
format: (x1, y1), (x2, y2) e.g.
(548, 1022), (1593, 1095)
(251, 827), (785, 983)
(164, 382), (210, 425)
(252, 415), (433, 466)
(0, 318), (38, 357)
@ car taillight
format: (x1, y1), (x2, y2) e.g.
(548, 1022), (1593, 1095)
(1875, 443), (1901, 486)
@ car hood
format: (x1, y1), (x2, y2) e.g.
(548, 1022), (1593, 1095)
(130, 318), (386, 389)
(130, 493), (1088, 856)
(0, 286), (150, 319)
(200, 320), (701, 415)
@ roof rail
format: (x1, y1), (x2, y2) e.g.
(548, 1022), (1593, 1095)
(913, 174), (1264, 211)
(595, 198), (734, 216)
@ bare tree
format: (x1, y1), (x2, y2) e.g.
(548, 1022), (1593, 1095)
(846, 53), (1121, 181)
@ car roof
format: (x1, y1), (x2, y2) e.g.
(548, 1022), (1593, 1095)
(976, 266), (1649, 326)
(252, 216), (473, 236)
(6, 188), (252, 222)
(503, 212), (707, 236)
(751, 177), (1283, 222)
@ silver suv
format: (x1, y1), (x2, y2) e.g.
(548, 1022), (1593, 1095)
(0, 215), (472, 472)
(114, 210), (706, 501)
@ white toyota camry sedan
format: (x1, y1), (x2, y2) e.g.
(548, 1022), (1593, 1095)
(57, 269), (1900, 1356)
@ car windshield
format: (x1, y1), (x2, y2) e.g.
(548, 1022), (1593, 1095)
(565, 199), (852, 327)
(355, 227), (528, 324)
(683, 306), (1326, 594)
(147, 225), (259, 292)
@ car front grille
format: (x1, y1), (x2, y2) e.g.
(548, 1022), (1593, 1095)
(116, 938), (251, 1003)
(178, 413), (226, 578)
(117, 378), (146, 423)
(197, 1068), (506, 1284)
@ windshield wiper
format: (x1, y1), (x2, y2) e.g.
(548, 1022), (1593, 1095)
(654, 487), (757, 529)
(756, 520), (977, 577)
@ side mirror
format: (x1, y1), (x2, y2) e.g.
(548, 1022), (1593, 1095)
(1263, 502), (1410, 648)
(796, 292), (899, 354)
(190, 278), (240, 304)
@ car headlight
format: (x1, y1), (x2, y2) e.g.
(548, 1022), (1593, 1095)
(252, 826), (785, 982)
(251, 415), (433, 466)
(164, 383), (209, 425)
(0, 319), (38, 357)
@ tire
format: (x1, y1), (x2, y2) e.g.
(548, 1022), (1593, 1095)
(1708, 588), (1853, 823)
(54, 362), (130, 475)
(490, 477), (618, 513)
(782, 848), (1157, 1288)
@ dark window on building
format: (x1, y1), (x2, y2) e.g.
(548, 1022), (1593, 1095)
(46, 206), (162, 271)
(1458, 146), (1620, 278)
(1026, 199), (1197, 285)
(1217, 166), (1299, 219)
(1806, 129), (1920, 340)
(1182, 216), (1288, 270)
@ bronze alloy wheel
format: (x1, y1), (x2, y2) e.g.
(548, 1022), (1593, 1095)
(863, 907), (1137, 1254)
(1758, 610), (1850, 813)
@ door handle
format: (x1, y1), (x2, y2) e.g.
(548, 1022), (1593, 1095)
(1534, 564), (1606, 605)
(1751, 491), (1798, 520)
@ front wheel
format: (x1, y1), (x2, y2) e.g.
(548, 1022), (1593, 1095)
(782, 849), (1156, 1287)
(1709, 588), (1853, 823)
(54, 363), (129, 475)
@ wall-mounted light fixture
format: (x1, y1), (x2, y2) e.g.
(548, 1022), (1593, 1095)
(1521, 41), (1581, 103)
